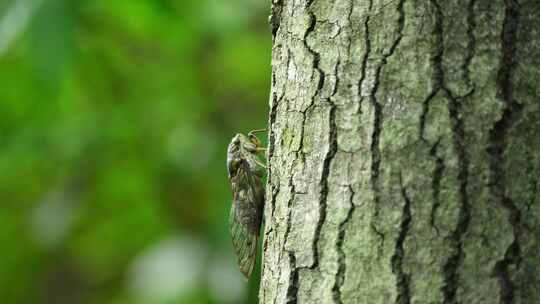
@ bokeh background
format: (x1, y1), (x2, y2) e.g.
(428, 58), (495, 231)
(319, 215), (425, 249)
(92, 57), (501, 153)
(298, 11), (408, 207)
(0, 0), (270, 303)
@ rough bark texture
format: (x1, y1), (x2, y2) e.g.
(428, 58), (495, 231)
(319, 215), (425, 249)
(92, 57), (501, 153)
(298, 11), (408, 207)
(260, 0), (540, 303)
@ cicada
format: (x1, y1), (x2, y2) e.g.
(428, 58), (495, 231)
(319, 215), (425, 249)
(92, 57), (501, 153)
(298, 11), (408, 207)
(227, 129), (266, 279)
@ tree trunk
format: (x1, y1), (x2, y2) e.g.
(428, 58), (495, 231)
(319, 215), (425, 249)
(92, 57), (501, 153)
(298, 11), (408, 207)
(260, 0), (540, 303)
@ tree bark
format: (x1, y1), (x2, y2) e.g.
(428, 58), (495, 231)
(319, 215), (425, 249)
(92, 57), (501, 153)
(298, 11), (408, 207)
(260, 0), (540, 303)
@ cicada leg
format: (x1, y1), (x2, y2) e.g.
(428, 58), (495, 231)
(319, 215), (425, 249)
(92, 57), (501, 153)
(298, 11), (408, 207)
(248, 129), (267, 153)
(248, 129), (267, 148)
(247, 129), (268, 169)
(253, 157), (267, 169)
(247, 128), (267, 136)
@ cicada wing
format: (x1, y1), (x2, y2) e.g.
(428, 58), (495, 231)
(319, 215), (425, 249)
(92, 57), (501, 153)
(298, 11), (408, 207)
(229, 201), (258, 279)
(228, 161), (264, 279)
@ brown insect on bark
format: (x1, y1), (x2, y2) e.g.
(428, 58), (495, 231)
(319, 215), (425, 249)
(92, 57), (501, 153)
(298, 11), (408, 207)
(227, 129), (266, 279)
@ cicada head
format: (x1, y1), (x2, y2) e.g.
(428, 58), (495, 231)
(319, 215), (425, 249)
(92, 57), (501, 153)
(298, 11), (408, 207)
(227, 133), (262, 177)
(227, 134), (247, 178)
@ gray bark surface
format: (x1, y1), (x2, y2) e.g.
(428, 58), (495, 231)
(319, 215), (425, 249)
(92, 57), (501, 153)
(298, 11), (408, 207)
(260, 0), (540, 303)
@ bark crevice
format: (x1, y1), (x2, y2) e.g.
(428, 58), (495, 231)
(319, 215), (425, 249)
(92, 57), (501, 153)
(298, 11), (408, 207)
(305, 11), (325, 97)
(269, 75), (280, 161)
(332, 185), (356, 304)
(429, 137), (445, 235)
(357, 0), (373, 115)
(282, 179), (298, 304)
(423, 1), (472, 302)
(286, 252), (299, 304)
(391, 173), (412, 304)
(303, 2), (336, 273)
(369, 0), (406, 254)
(488, 1), (523, 303)
(442, 88), (472, 304)
(462, 0), (477, 90)
(525, 155), (537, 212)
(313, 104), (338, 270)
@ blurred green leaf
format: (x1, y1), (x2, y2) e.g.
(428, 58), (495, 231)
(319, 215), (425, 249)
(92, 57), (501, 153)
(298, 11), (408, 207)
(0, 0), (270, 303)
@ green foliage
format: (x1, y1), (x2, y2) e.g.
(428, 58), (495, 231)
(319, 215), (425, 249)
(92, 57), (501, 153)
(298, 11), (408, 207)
(0, 0), (270, 303)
